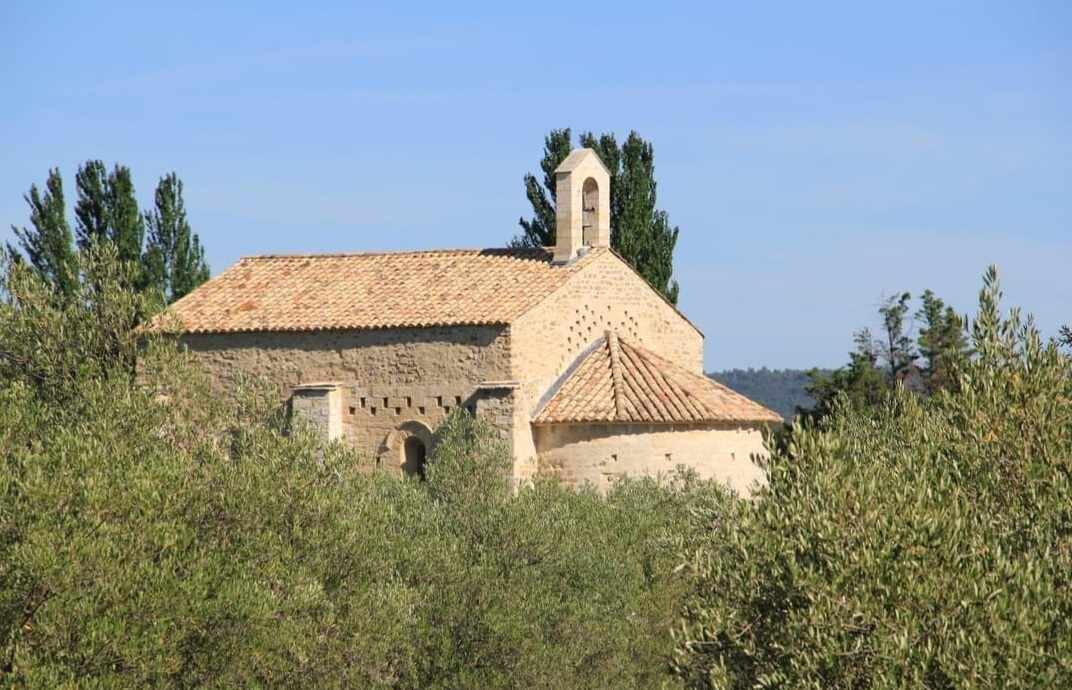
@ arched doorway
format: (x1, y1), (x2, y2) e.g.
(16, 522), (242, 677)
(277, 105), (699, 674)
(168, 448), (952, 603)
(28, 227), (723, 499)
(387, 420), (434, 480)
(402, 435), (428, 480)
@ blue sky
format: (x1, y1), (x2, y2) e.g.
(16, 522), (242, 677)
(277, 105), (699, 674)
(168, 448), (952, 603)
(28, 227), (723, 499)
(2, 1), (1069, 369)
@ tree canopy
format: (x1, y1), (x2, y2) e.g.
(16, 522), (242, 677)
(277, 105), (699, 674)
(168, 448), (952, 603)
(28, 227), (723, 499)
(1, 246), (1068, 686)
(801, 288), (973, 423)
(0, 245), (717, 687)
(8, 162), (209, 304)
(675, 267), (1072, 688)
(517, 128), (681, 303)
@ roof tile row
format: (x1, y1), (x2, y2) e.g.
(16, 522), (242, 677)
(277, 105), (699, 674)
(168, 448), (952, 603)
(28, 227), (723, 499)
(534, 332), (782, 425)
(149, 247), (603, 334)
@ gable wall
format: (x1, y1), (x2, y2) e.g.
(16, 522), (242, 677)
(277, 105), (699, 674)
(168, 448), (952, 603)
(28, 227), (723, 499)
(508, 252), (703, 473)
(180, 326), (514, 471)
(511, 251), (703, 412)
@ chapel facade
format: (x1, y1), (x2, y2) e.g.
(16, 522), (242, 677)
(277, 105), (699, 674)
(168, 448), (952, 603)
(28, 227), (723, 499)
(155, 149), (780, 494)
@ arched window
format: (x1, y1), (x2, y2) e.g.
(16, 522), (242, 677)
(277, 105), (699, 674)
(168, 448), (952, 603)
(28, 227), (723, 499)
(582, 177), (599, 244)
(402, 436), (428, 480)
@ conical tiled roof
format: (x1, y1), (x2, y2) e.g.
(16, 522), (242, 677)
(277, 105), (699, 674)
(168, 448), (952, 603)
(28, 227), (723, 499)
(533, 332), (782, 425)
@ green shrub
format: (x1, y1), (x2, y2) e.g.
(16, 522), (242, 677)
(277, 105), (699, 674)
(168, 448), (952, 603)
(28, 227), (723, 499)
(0, 247), (725, 687)
(673, 268), (1072, 688)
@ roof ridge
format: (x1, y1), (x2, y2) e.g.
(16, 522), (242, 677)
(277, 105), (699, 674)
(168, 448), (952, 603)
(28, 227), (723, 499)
(534, 331), (783, 426)
(239, 247), (553, 260)
(150, 246), (613, 335)
(530, 336), (609, 420)
(620, 337), (716, 420)
(606, 330), (626, 418)
(619, 337), (677, 421)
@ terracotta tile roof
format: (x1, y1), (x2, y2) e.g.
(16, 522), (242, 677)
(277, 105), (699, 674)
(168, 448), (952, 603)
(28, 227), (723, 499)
(533, 332), (782, 425)
(148, 247), (604, 334)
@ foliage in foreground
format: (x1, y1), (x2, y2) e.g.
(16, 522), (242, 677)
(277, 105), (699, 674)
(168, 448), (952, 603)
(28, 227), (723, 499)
(674, 267), (1072, 688)
(0, 248), (717, 687)
(4, 247), (1069, 688)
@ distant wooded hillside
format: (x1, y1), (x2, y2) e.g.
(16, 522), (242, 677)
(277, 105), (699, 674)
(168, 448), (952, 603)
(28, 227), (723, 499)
(707, 368), (827, 420)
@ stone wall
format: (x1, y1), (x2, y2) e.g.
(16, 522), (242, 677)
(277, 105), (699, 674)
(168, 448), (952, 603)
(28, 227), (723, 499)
(181, 326), (513, 471)
(509, 251), (705, 466)
(533, 422), (768, 496)
(178, 255), (718, 486)
(511, 252), (703, 411)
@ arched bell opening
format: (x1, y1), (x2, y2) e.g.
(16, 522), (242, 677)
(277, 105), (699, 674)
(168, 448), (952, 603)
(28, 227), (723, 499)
(582, 176), (600, 246)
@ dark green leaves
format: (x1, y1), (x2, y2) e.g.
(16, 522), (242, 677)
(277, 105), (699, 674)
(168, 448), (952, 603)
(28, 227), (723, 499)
(7, 169), (77, 298)
(11, 163), (209, 305)
(144, 173), (210, 302)
(517, 129), (681, 304)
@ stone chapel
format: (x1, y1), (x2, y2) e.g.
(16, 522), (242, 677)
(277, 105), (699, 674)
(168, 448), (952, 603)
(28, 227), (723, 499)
(152, 149), (781, 493)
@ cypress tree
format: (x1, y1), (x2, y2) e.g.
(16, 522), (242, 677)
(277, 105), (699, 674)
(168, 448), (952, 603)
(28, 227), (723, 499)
(8, 169), (78, 298)
(516, 129), (681, 304)
(607, 132), (679, 304)
(107, 165), (145, 269)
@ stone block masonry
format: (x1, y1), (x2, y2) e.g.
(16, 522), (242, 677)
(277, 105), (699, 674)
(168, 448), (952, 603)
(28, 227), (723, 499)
(181, 325), (513, 472)
(533, 422), (768, 496)
(291, 382), (343, 441)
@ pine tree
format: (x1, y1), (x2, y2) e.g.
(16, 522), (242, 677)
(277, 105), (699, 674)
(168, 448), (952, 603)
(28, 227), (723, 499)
(8, 169), (78, 298)
(801, 288), (969, 422)
(801, 328), (888, 422)
(516, 129), (681, 304)
(916, 289), (970, 394)
(144, 173), (210, 303)
(877, 292), (918, 385)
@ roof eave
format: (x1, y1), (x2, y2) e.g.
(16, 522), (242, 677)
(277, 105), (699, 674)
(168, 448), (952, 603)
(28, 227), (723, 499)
(531, 417), (779, 428)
